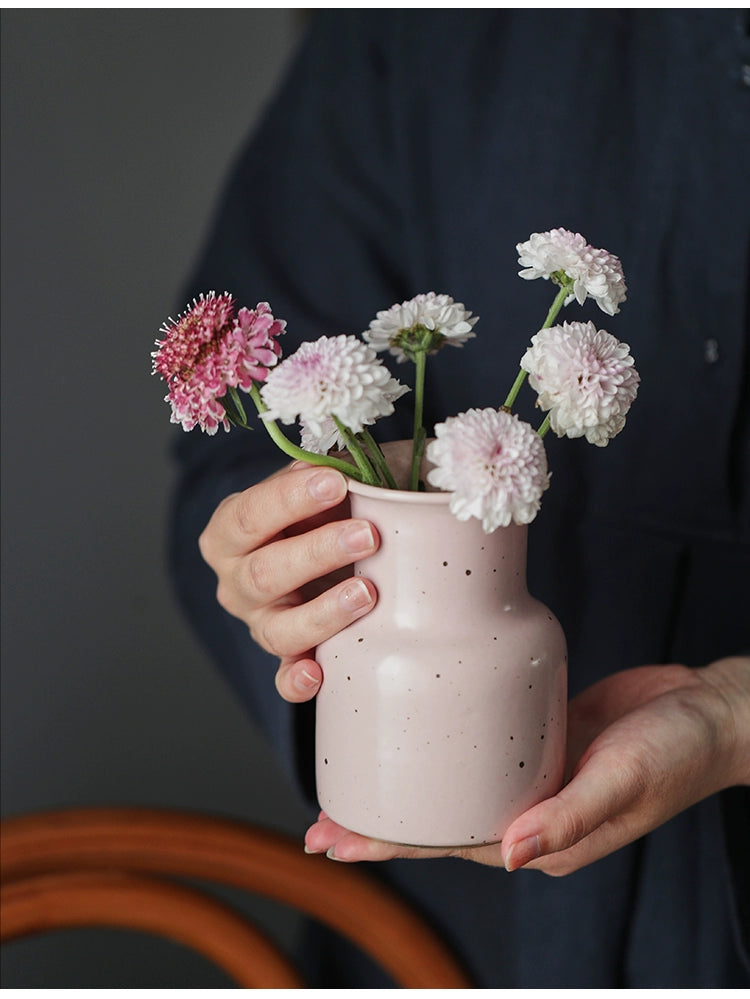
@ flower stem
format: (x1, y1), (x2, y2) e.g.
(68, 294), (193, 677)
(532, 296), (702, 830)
(502, 368), (528, 411)
(410, 349), (428, 491)
(542, 282), (571, 330)
(537, 413), (551, 438)
(358, 429), (399, 489)
(502, 283), (572, 411)
(333, 418), (380, 485)
(248, 383), (365, 481)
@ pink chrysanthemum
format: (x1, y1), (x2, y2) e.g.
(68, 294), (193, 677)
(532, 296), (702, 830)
(426, 408), (550, 532)
(517, 229), (627, 316)
(260, 334), (409, 446)
(152, 292), (285, 434)
(520, 320), (640, 446)
(364, 292), (478, 362)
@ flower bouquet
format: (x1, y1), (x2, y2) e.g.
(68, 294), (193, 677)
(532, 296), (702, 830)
(153, 228), (639, 531)
(153, 229), (639, 846)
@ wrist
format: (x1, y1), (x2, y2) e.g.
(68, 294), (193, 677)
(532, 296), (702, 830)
(699, 656), (750, 787)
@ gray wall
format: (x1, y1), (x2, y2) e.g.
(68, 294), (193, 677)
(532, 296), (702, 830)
(1, 10), (313, 986)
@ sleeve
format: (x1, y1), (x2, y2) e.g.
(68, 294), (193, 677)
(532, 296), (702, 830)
(166, 12), (410, 800)
(721, 786), (750, 973)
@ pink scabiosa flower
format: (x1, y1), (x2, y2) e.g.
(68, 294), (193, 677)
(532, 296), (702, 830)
(364, 292), (478, 362)
(520, 320), (640, 446)
(426, 408), (550, 532)
(260, 334), (409, 445)
(517, 229), (627, 316)
(152, 292), (285, 434)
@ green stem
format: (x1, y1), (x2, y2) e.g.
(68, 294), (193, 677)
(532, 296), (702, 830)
(409, 349), (428, 491)
(358, 429), (399, 489)
(502, 282), (572, 411)
(333, 417), (379, 485)
(248, 383), (365, 481)
(537, 413), (551, 438)
(541, 281), (571, 331)
(502, 368), (528, 412)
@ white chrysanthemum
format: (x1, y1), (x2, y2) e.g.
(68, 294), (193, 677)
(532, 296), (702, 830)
(426, 408), (550, 532)
(517, 228), (627, 316)
(299, 416), (344, 455)
(260, 334), (409, 445)
(520, 321), (640, 446)
(299, 371), (407, 453)
(364, 292), (478, 362)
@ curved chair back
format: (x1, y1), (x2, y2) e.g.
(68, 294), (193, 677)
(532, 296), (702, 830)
(1, 807), (472, 988)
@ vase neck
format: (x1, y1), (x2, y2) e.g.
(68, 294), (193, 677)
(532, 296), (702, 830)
(349, 491), (529, 625)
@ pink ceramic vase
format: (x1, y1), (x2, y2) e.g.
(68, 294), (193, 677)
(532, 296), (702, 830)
(315, 445), (567, 847)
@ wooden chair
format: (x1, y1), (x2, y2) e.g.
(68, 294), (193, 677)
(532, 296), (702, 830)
(1, 807), (473, 988)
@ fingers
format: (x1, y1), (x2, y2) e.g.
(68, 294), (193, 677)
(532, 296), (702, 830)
(200, 464), (349, 564)
(254, 574), (377, 659)
(304, 813), (457, 863)
(297, 664), (748, 875)
(501, 762), (639, 875)
(198, 461), (381, 658)
(303, 813), (509, 867)
(500, 673), (715, 876)
(226, 516), (377, 619)
(275, 655), (323, 703)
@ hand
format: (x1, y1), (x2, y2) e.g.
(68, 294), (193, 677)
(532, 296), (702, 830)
(198, 462), (379, 702)
(305, 657), (750, 874)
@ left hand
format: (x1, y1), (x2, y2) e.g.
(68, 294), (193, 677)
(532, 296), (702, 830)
(304, 656), (750, 875)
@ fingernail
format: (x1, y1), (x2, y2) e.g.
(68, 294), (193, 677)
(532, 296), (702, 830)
(340, 522), (375, 554)
(505, 834), (541, 872)
(339, 578), (372, 612)
(326, 846), (344, 862)
(308, 470), (346, 502)
(294, 668), (321, 694)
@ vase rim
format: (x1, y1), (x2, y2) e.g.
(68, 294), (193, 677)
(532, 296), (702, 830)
(348, 477), (452, 504)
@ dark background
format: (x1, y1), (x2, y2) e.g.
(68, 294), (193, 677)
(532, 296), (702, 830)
(1, 10), (313, 986)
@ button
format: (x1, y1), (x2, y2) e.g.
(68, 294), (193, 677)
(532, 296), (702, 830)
(703, 338), (720, 364)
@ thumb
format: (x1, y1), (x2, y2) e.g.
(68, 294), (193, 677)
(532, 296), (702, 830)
(501, 745), (640, 874)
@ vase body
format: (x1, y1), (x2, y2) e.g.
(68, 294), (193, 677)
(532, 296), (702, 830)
(315, 464), (567, 847)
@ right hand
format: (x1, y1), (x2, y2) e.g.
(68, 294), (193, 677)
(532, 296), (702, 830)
(198, 462), (379, 703)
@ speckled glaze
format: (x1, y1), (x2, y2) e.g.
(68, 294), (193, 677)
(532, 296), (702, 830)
(315, 446), (567, 847)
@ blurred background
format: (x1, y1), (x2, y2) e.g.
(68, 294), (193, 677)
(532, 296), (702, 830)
(1, 9), (313, 986)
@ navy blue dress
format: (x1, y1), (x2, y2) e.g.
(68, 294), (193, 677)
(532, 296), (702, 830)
(169, 12), (750, 986)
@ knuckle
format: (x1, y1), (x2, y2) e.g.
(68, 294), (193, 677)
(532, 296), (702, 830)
(303, 603), (328, 640)
(560, 806), (589, 848)
(199, 491), (243, 566)
(214, 580), (235, 616)
(246, 550), (274, 599)
(306, 528), (336, 570)
(232, 490), (259, 539)
(254, 615), (283, 657)
(304, 528), (330, 565)
(549, 796), (590, 852)
(247, 615), (265, 649)
(197, 525), (215, 566)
